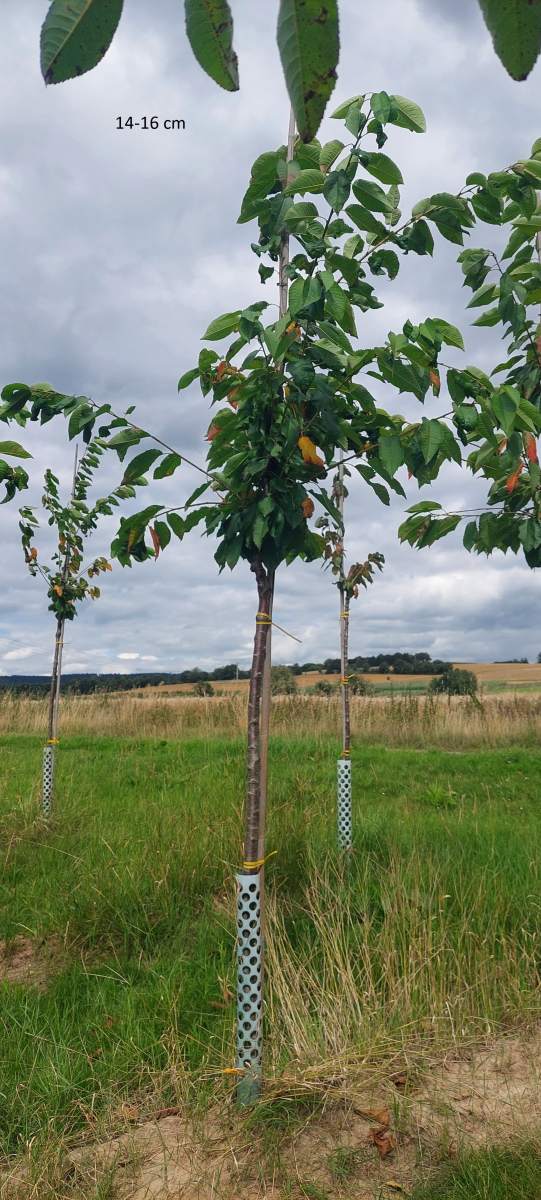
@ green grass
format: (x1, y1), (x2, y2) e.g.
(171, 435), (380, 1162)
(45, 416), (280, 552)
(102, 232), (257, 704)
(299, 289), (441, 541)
(2, 735), (541, 1166)
(413, 1146), (541, 1199)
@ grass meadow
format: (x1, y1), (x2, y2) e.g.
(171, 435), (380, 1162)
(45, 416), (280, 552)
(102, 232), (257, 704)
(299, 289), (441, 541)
(2, 700), (541, 1196)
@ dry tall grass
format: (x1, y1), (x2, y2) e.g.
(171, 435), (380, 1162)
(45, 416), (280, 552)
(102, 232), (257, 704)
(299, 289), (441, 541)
(1, 689), (541, 747)
(265, 854), (541, 1084)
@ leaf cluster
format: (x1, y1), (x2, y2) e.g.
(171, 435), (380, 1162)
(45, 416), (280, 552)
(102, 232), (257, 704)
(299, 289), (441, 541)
(38, 2), (541, 145)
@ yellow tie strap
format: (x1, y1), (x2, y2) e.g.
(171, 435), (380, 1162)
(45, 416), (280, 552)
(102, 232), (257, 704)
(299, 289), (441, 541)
(242, 849), (277, 871)
(46, 738), (60, 746)
(340, 611), (349, 619)
(341, 676), (350, 685)
(254, 612), (301, 643)
(341, 749), (351, 758)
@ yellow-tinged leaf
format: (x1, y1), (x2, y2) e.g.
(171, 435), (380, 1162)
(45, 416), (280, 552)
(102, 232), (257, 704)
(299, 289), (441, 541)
(298, 435), (324, 468)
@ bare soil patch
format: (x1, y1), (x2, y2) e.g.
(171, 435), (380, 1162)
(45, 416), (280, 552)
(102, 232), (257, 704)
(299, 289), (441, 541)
(0, 935), (64, 990)
(6, 1027), (541, 1199)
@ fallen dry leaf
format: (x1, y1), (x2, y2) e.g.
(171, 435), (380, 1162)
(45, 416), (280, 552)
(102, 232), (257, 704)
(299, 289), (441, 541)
(368, 1128), (396, 1159)
(120, 1103), (140, 1122)
(390, 1072), (407, 1090)
(353, 1105), (390, 1127)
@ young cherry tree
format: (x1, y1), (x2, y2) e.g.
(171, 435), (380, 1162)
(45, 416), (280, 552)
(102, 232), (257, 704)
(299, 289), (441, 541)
(396, 145), (541, 572)
(17, 432), (138, 817)
(1, 98), (529, 1102)
(317, 459), (384, 851)
(105, 92), (500, 1102)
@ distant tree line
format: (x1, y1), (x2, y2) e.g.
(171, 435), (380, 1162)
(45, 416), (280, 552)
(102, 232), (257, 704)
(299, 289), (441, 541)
(0, 652), (455, 697)
(301, 652), (452, 676)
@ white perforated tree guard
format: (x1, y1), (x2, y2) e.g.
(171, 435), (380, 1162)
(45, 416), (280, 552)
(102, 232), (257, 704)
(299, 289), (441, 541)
(235, 871), (263, 1105)
(42, 745), (55, 819)
(337, 757), (352, 851)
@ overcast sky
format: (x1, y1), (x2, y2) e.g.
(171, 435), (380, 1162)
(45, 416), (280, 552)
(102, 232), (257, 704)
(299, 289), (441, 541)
(0, 0), (540, 676)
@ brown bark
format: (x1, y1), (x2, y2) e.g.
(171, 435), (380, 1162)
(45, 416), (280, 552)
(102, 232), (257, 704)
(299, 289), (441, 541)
(46, 448), (78, 745)
(257, 571), (275, 864)
(256, 108), (296, 865)
(340, 586), (351, 755)
(47, 618), (64, 742)
(244, 560), (273, 868)
(337, 456), (350, 756)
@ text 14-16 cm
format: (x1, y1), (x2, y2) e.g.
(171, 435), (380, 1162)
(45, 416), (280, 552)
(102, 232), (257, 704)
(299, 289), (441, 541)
(116, 116), (186, 131)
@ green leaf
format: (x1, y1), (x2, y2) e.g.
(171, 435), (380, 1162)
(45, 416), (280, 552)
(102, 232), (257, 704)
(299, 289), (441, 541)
(513, 157), (541, 185)
(154, 453), (182, 479)
(185, 0), (239, 92)
(178, 367), (200, 391)
(252, 512), (268, 549)
(167, 513), (186, 540)
(378, 433), (404, 476)
(202, 310), (241, 340)
(477, 0), (541, 80)
(371, 90), (392, 123)
(107, 429), (142, 450)
(330, 94), (363, 119)
(277, 0), (339, 142)
(467, 282), (499, 309)
(419, 419), (445, 463)
(238, 150), (281, 223)
(352, 178), (392, 214)
(0, 440), (32, 460)
(471, 188), (502, 225)
(285, 168), (325, 195)
(406, 500), (443, 514)
(492, 387), (519, 434)
(122, 449), (162, 484)
(283, 201), (319, 230)
(345, 203), (385, 235)
(429, 318), (465, 351)
(153, 519), (172, 551)
(40, 0), (123, 84)
(323, 169), (351, 211)
(472, 306), (501, 327)
(390, 94), (426, 133)
(463, 520), (479, 552)
(319, 139), (344, 172)
(362, 152), (403, 185)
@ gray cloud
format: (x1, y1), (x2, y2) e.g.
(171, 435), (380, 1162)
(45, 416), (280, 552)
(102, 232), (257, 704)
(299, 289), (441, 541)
(0, 0), (540, 676)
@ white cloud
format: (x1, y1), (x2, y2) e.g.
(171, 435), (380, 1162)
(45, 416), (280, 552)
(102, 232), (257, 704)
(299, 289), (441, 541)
(1, 0), (540, 672)
(3, 647), (36, 661)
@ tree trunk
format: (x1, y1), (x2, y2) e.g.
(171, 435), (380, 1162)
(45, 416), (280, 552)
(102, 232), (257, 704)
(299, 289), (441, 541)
(337, 455), (353, 851)
(244, 561), (273, 864)
(258, 107), (297, 864)
(47, 618), (65, 743)
(42, 447), (78, 819)
(236, 109), (296, 1106)
(236, 559), (273, 1105)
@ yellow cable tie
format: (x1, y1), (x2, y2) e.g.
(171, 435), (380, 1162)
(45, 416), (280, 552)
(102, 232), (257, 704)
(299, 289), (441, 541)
(46, 738), (60, 746)
(340, 611), (349, 619)
(242, 849), (277, 871)
(341, 749), (351, 758)
(254, 613), (302, 643)
(222, 1067), (244, 1076)
(340, 676), (350, 685)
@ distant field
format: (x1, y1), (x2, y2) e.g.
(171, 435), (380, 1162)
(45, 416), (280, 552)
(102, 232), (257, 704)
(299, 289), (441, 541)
(121, 661), (541, 696)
